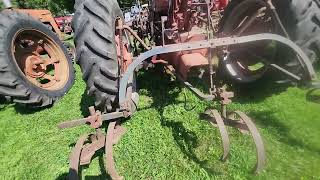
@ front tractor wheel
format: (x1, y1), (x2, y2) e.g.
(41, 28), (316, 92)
(0, 11), (75, 107)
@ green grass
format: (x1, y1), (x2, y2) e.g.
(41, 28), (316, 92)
(1, 65), (320, 179)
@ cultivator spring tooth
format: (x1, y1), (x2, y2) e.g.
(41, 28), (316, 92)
(229, 111), (266, 173)
(206, 109), (230, 161)
(68, 134), (88, 180)
(61, 107), (127, 180)
(105, 121), (124, 180)
(205, 108), (266, 173)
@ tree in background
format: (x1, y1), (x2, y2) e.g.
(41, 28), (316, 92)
(2, 0), (148, 15)
(11, 0), (75, 15)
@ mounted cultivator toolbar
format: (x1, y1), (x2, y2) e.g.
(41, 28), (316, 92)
(59, 0), (319, 179)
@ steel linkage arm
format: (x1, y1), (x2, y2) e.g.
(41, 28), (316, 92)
(119, 33), (317, 107)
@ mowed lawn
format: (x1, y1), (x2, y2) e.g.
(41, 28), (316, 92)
(0, 64), (320, 180)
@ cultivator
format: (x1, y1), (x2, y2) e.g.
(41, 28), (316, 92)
(59, 0), (318, 179)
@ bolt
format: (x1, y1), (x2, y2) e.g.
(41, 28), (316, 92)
(38, 40), (44, 45)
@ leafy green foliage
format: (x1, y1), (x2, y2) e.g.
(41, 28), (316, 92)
(12, 0), (75, 15)
(6, 0), (147, 15)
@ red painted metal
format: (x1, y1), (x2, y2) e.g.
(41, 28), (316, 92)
(154, 0), (224, 79)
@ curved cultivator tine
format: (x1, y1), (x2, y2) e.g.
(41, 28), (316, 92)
(68, 134), (89, 180)
(230, 111), (266, 173)
(207, 109), (230, 161)
(105, 121), (123, 180)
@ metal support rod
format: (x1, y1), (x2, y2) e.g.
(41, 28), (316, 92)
(236, 7), (267, 36)
(270, 64), (301, 81)
(118, 19), (125, 74)
(266, 0), (290, 38)
(122, 25), (151, 50)
(206, 1), (215, 95)
(165, 65), (216, 101)
(222, 105), (227, 118)
(57, 111), (126, 129)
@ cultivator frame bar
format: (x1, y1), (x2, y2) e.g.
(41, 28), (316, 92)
(58, 29), (316, 179)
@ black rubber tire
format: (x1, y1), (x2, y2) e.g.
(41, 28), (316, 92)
(0, 11), (75, 107)
(219, 0), (320, 82)
(72, 0), (123, 112)
(219, 0), (277, 83)
(273, 0), (320, 64)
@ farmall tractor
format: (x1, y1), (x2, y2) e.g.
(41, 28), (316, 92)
(0, 0), (75, 107)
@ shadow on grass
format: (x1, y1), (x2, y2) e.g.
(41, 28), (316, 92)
(137, 69), (221, 176)
(80, 88), (95, 117)
(55, 149), (111, 180)
(306, 88), (320, 104)
(0, 96), (9, 110)
(13, 103), (51, 115)
(250, 110), (320, 155)
(83, 149), (111, 180)
(230, 73), (292, 104)
(306, 62), (320, 103)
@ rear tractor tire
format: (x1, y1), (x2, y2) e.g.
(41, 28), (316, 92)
(0, 11), (75, 107)
(219, 0), (320, 83)
(72, 0), (133, 112)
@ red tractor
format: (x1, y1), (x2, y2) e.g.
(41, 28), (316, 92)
(54, 15), (73, 34)
(60, 0), (319, 179)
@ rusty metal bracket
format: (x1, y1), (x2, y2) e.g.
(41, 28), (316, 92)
(58, 109), (125, 129)
(80, 132), (106, 166)
(65, 122), (127, 179)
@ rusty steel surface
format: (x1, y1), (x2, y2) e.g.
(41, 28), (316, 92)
(12, 29), (70, 91)
(229, 111), (266, 173)
(80, 132), (106, 166)
(105, 121), (123, 180)
(63, 108), (128, 179)
(207, 109), (230, 161)
(68, 134), (89, 180)
(57, 111), (125, 129)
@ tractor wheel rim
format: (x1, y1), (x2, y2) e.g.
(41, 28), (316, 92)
(11, 29), (69, 91)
